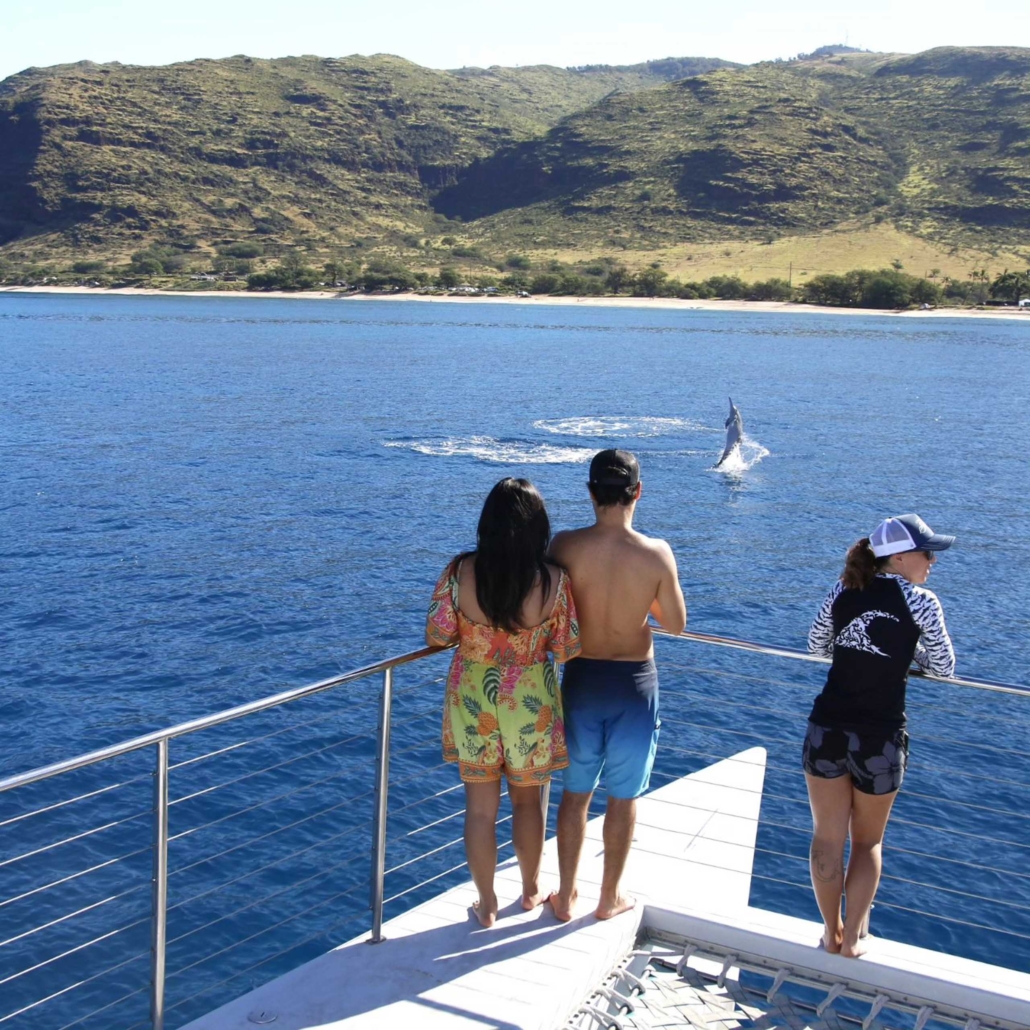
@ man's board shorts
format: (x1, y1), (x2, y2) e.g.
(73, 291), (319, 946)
(561, 657), (660, 799)
(801, 720), (909, 795)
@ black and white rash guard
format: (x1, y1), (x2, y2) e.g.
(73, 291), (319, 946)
(808, 573), (955, 731)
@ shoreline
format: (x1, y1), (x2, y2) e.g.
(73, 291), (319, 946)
(2, 285), (1028, 321)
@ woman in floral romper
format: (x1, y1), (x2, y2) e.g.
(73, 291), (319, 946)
(426, 478), (580, 927)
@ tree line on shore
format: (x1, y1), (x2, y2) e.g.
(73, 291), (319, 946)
(2, 247), (1028, 309)
(244, 254), (1030, 307)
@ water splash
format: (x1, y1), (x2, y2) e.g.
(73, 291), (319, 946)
(533, 416), (712, 437)
(383, 436), (593, 464)
(711, 433), (770, 474)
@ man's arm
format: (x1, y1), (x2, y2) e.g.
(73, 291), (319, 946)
(649, 541), (687, 636)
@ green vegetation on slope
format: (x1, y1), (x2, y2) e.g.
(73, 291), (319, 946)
(824, 47), (1030, 244)
(0, 46), (1028, 274)
(0, 53), (733, 257)
(439, 47), (1030, 250)
(433, 63), (903, 245)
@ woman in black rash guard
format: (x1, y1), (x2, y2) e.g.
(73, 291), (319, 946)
(803, 514), (955, 958)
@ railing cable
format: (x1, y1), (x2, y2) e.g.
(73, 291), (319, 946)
(166, 849), (371, 948)
(169, 778), (374, 844)
(56, 984), (149, 1030)
(0, 943), (149, 1025)
(0, 843), (153, 911)
(0, 888), (150, 951)
(0, 808), (152, 870)
(166, 880), (368, 982)
(163, 908), (368, 1018)
(388, 781), (463, 816)
(169, 818), (372, 913)
(169, 725), (384, 806)
(386, 815), (513, 877)
(169, 794), (373, 878)
(0, 773), (150, 830)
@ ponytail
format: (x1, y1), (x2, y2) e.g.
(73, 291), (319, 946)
(841, 537), (889, 590)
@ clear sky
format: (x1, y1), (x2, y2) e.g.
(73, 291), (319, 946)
(1, 0), (1028, 83)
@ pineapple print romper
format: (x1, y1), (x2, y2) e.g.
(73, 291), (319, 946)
(426, 561), (581, 786)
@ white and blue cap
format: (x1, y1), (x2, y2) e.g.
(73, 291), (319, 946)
(870, 514), (955, 557)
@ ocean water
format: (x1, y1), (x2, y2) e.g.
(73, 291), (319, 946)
(1, 294), (1028, 1027)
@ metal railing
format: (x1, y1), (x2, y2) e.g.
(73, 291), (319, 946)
(0, 631), (1025, 1030)
(653, 626), (1029, 696)
(0, 645), (452, 1029)
(648, 632), (1030, 975)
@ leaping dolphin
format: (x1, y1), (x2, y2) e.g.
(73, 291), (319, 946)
(715, 398), (743, 467)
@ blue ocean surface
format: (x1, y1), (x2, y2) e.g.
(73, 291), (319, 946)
(1, 293), (1028, 1028)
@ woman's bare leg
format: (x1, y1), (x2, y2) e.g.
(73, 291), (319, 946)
(805, 773), (853, 953)
(464, 780), (501, 927)
(509, 782), (547, 909)
(842, 787), (897, 957)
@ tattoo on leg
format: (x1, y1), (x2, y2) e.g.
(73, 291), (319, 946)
(811, 846), (844, 883)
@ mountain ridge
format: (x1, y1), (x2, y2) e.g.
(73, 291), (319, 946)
(0, 46), (1028, 275)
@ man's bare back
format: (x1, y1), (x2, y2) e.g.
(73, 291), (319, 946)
(551, 523), (685, 659)
(547, 449), (687, 925)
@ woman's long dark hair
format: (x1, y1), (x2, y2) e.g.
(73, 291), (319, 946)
(456, 478), (552, 631)
(841, 536), (891, 590)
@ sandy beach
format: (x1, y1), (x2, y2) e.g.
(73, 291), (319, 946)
(2, 285), (1028, 321)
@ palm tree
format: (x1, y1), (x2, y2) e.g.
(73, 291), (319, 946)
(966, 268), (990, 303)
(990, 269), (1030, 304)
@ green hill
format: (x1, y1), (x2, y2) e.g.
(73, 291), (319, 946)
(0, 53), (733, 258)
(0, 46), (1028, 276)
(433, 64), (903, 242)
(437, 47), (1030, 251)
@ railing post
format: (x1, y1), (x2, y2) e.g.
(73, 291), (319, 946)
(540, 779), (551, 827)
(150, 739), (169, 1030)
(368, 667), (393, 943)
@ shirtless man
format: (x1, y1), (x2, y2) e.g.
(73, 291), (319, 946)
(548, 449), (686, 921)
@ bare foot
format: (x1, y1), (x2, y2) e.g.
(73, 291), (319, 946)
(471, 897), (497, 928)
(820, 926), (843, 954)
(549, 889), (577, 923)
(841, 935), (868, 958)
(521, 887), (550, 911)
(595, 894), (636, 920)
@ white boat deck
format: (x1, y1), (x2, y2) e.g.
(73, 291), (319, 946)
(184, 746), (1030, 1030)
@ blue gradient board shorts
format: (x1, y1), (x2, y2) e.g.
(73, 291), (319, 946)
(561, 657), (660, 799)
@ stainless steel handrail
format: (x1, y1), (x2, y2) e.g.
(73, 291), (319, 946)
(1, 631), (1021, 801)
(0, 644), (450, 795)
(150, 741), (169, 1030)
(369, 667), (393, 944)
(0, 642), (452, 1030)
(0, 628), (1024, 1030)
(653, 627), (1029, 696)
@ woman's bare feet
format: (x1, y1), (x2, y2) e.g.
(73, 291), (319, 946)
(548, 888), (577, 923)
(595, 894), (636, 920)
(471, 895), (498, 928)
(820, 925), (843, 954)
(841, 932), (868, 958)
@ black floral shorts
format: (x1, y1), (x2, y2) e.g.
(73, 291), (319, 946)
(801, 721), (909, 795)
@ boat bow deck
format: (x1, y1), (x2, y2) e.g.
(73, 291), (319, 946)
(181, 743), (1030, 1030)
(183, 748), (767, 1030)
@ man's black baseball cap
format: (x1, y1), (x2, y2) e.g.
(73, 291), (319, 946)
(588, 449), (640, 488)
